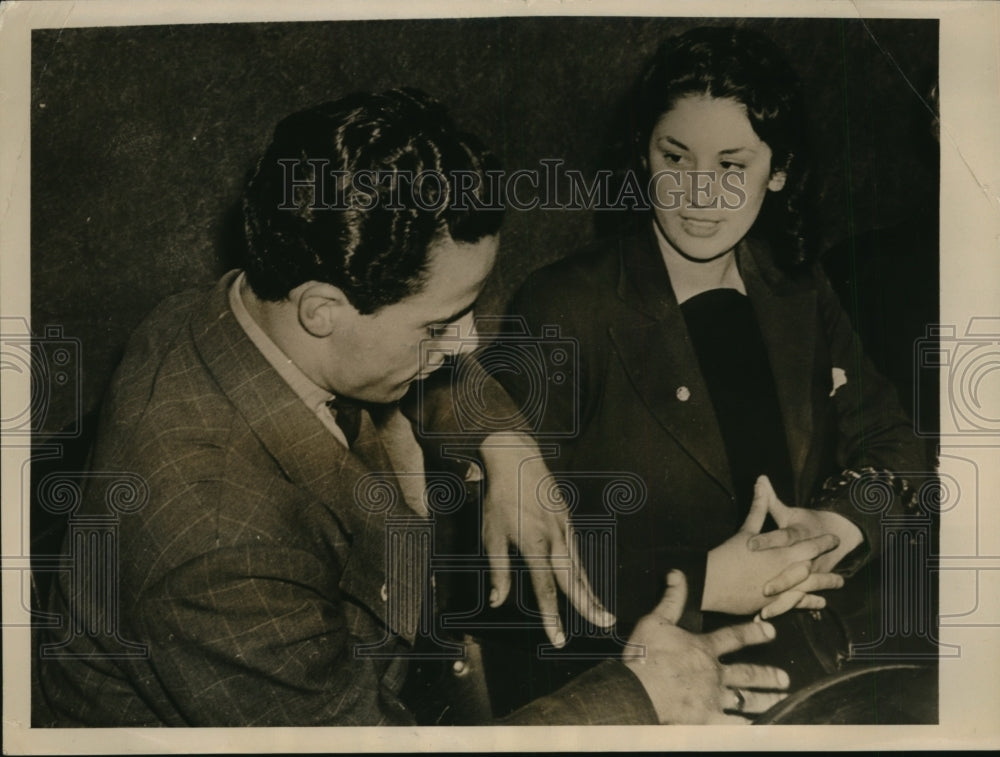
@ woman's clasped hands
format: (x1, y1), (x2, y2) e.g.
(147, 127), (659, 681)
(702, 475), (860, 619)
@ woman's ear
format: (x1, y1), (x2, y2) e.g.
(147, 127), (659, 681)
(295, 282), (354, 337)
(768, 170), (787, 192)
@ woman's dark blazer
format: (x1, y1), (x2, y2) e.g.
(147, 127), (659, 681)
(498, 227), (926, 630)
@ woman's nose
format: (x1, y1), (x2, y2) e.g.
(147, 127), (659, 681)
(685, 168), (721, 209)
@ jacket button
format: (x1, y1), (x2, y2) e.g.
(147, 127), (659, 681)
(452, 660), (468, 676)
(676, 386), (691, 402)
(380, 583), (388, 602)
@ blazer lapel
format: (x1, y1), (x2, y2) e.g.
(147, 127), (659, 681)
(739, 240), (817, 504)
(189, 271), (426, 643)
(608, 233), (734, 496)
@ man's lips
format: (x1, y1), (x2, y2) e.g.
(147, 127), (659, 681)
(409, 366), (440, 383)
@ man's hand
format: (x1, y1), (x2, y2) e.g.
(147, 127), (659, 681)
(626, 571), (790, 724)
(747, 476), (865, 575)
(480, 434), (614, 647)
(702, 478), (844, 618)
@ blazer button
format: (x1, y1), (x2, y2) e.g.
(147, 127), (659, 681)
(380, 583), (388, 602)
(676, 386), (691, 402)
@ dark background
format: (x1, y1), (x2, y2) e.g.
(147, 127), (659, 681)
(31, 16), (939, 438)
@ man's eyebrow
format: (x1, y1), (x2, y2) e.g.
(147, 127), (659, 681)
(424, 300), (477, 327)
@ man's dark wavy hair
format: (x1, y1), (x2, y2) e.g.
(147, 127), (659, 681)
(243, 88), (503, 313)
(632, 26), (812, 268)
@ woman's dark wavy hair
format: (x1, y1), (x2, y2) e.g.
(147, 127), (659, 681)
(243, 88), (503, 313)
(631, 26), (812, 269)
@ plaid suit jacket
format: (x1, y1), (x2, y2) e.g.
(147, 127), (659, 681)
(38, 271), (656, 727)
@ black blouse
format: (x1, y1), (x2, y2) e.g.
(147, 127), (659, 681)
(681, 288), (796, 521)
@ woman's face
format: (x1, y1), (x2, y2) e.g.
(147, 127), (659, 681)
(646, 95), (786, 261)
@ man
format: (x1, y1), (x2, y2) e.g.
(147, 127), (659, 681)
(37, 89), (802, 726)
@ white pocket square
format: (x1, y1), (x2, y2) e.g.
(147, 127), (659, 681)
(830, 367), (848, 397)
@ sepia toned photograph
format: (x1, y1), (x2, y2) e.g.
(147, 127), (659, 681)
(2, 0), (998, 752)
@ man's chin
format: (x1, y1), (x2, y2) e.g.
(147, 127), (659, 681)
(389, 379), (421, 401)
(364, 371), (436, 404)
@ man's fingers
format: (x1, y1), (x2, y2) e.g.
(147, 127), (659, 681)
(552, 530), (615, 628)
(748, 524), (811, 552)
(761, 560), (811, 597)
(704, 618), (777, 658)
(483, 526), (511, 608)
(650, 569), (687, 625)
(523, 553), (566, 647)
(725, 689), (788, 715)
(721, 663), (790, 691)
(707, 712), (754, 725)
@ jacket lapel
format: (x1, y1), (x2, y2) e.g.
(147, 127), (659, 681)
(608, 232), (821, 503)
(608, 233), (735, 496)
(739, 240), (817, 503)
(189, 271), (425, 643)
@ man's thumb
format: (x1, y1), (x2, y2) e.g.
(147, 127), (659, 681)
(652, 570), (687, 624)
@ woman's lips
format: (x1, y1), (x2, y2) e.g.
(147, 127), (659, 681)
(680, 216), (722, 237)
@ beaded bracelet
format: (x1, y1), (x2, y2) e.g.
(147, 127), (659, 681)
(814, 466), (919, 515)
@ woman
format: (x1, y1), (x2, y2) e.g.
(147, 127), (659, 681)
(492, 26), (926, 694)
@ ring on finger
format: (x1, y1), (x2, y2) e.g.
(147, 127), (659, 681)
(731, 688), (746, 712)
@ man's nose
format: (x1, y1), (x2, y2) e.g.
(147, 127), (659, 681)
(454, 312), (480, 356)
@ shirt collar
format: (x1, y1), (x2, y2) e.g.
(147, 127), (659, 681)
(228, 271), (334, 415)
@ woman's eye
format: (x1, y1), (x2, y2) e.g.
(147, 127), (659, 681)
(662, 152), (684, 164)
(720, 161), (745, 170)
(426, 324), (449, 338)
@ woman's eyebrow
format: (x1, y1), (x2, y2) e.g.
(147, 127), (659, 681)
(657, 136), (690, 151)
(656, 137), (758, 157)
(719, 146), (758, 156)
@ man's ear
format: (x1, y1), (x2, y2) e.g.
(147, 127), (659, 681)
(768, 170), (787, 192)
(295, 281), (355, 337)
